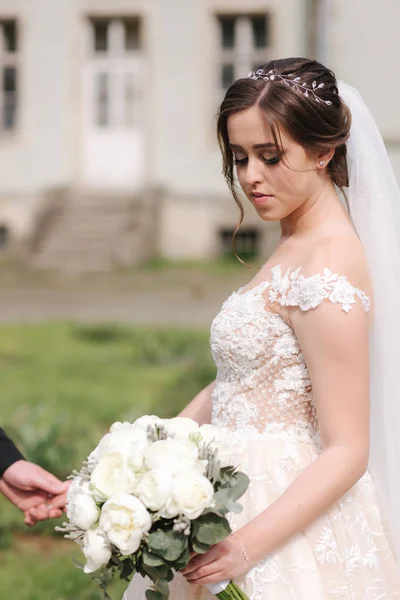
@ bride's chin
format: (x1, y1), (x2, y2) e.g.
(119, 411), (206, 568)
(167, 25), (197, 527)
(253, 206), (281, 222)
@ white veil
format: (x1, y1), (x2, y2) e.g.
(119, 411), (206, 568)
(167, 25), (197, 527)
(338, 82), (400, 561)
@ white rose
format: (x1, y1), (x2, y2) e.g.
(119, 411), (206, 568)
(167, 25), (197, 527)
(83, 528), (112, 573)
(144, 438), (199, 476)
(100, 494), (152, 555)
(136, 469), (173, 512)
(67, 478), (99, 530)
(172, 472), (214, 520)
(163, 417), (199, 440)
(90, 452), (137, 502)
(133, 415), (163, 433)
(97, 423), (148, 471)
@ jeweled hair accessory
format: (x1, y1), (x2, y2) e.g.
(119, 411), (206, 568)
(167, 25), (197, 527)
(248, 69), (333, 106)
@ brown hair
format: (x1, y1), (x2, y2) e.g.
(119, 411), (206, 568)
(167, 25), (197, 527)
(216, 57), (351, 262)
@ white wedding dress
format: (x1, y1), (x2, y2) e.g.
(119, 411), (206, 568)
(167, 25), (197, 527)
(124, 264), (400, 600)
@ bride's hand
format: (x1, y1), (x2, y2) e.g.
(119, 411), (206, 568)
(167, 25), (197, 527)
(180, 535), (247, 585)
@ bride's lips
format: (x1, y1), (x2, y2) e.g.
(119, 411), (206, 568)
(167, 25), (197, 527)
(251, 192), (273, 206)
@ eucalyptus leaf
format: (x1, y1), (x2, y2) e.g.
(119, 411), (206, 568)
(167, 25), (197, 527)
(192, 513), (231, 545)
(119, 559), (135, 581)
(148, 529), (187, 562)
(143, 563), (171, 580)
(220, 471), (249, 502)
(173, 546), (191, 570)
(145, 590), (165, 600)
(143, 548), (165, 567)
(191, 538), (210, 554)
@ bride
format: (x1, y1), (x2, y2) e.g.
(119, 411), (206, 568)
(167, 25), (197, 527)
(123, 57), (400, 599)
(29, 57), (399, 599)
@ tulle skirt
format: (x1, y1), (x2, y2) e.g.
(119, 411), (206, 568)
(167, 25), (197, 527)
(123, 426), (400, 599)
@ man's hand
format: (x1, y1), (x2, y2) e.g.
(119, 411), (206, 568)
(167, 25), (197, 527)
(0, 460), (69, 526)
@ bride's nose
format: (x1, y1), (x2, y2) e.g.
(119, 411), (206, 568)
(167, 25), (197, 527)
(243, 157), (264, 188)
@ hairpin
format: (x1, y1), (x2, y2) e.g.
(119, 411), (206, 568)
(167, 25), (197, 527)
(248, 69), (333, 106)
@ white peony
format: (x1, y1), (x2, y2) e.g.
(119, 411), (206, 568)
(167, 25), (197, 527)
(97, 423), (148, 471)
(90, 452), (137, 502)
(67, 478), (100, 530)
(136, 468), (174, 512)
(199, 424), (232, 467)
(82, 528), (112, 573)
(100, 494), (152, 555)
(163, 417), (199, 440)
(158, 495), (180, 519)
(144, 438), (199, 476)
(171, 472), (214, 520)
(133, 415), (163, 433)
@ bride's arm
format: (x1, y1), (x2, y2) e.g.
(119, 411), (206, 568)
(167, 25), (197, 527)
(177, 380), (215, 425)
(182, 283), (370, 584)
(236, 296), (370, 565)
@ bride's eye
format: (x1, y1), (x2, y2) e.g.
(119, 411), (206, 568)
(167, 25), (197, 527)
(262, 156), (280, 165)
(234, 156), (248, 166)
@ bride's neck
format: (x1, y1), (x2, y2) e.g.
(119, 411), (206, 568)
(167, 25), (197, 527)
(280, 182), (348, 240)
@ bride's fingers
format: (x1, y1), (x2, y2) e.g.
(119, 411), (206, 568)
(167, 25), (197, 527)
(185, 563), (223, 583)
(181, 552), (215, 576)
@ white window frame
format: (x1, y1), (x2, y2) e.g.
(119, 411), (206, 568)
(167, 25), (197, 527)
(0, 19), (18, 133)
(87, 16), (144, 130)
(215, 13), (271, 106)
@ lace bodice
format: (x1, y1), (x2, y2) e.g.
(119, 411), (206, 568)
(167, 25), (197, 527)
(210, 265), (370, 438)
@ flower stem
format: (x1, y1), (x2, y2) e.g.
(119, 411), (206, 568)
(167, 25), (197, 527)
(215, 582), (250, 600)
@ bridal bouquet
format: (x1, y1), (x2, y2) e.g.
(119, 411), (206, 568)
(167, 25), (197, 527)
(57, 416), (250, 600)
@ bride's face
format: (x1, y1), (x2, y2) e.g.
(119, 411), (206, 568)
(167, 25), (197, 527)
(227, 105), (322, 222)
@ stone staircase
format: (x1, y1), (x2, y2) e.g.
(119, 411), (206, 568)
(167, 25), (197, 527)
(31, 189), (158, 272)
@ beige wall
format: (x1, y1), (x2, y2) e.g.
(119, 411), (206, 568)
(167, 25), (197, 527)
(0, 0), (399, 257)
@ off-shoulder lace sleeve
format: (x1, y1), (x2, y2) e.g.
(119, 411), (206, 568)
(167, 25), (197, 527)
(268, 265), (371, 314)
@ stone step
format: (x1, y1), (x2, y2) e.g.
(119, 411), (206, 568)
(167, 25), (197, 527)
(31, 190), (153, 272)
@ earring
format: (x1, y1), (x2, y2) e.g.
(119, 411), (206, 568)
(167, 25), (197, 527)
(319, 160), (325, 166)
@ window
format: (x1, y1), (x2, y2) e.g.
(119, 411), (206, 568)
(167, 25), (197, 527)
(93, 19), (108, 52)
(124, 18), (141, 51)
(88, 17), (143, 129)
(96, 72), (109, 127)
(90, 17), (142, 55)
(219, 227), (260, 261)
(0, 20), (18, 131)
(216, 14), (271, 94)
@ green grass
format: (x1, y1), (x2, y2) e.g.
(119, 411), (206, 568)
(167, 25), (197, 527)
(0, 536), (127, 599)
(0, 321), (215, 598)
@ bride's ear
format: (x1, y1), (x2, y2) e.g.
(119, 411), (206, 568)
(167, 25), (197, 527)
(315, 148), (335, 169)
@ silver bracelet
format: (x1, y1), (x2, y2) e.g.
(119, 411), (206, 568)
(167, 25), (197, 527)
(231, 532), (249, 571)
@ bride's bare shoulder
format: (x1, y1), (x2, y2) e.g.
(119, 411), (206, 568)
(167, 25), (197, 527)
(302, 234), (372, 295)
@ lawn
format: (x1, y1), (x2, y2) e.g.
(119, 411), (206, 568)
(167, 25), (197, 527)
(0, 321), (215, 599)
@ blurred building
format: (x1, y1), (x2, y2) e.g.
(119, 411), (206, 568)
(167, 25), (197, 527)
(0, 0), (399, 269)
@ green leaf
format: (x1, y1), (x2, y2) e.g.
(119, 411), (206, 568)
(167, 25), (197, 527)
(227, 471), (249, 501)
(145, 578), (170, 600)
(143, 563), (172, 581)
(192, 513), (231, 546)
(191, 538), (210, 554)
(147, 529), (187, 562)
(173, 546), (191, 570)
(145, 591), (165, 600)
(142, 548), (166, 567)
(119, 558), (136, 581)
(211, 488), (233, 514)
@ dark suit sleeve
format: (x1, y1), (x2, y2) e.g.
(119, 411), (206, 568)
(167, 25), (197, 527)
(0, 428), (25, 477)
